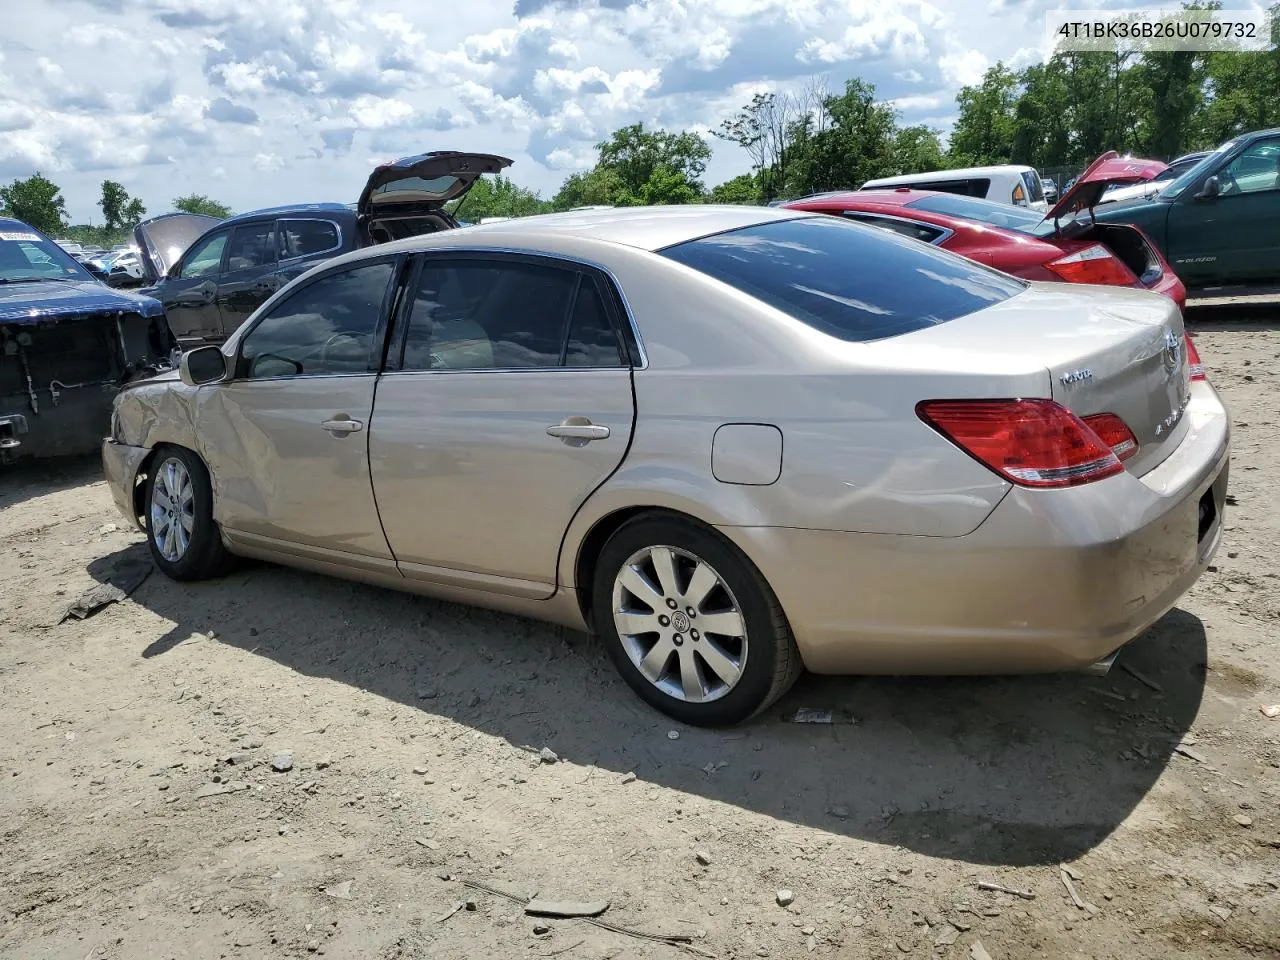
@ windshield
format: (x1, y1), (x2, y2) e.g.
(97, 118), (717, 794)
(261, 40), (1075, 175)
(904, 193), (1050, 235)
(0, 228), (91, 282)
(660, 216), (1024, 343)
(1159, 141), (1235, 199)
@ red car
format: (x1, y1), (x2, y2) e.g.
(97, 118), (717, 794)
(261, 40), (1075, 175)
(785, 152), (1186, 309)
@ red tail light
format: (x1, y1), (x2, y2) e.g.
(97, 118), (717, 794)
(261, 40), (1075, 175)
(1082, 413), (1138, 461)
(1184, 335), (1207, 382)
(1045, 244), (1138, 287)
(917, 398), (1124, 488)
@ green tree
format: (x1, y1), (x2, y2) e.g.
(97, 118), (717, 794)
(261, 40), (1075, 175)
(949, 64), (1020, 165)
(449, 175), (550, 220)
(707, 173), (762, 204)
(99, 180), (146, 231)
(891, 125), (946, 175)
(173, 194), (232, 218)
(784, 78), (898, 193)
(595, 123), (711, 200)
(551, 167), (631, 210)
(0, 172), (69, 235)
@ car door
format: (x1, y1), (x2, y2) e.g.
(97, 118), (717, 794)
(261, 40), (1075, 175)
(369, 253), (636, 598)
(215, 219), (278, 337)
(1166, 137), (1280, 286)
(162, 228), (230, 341)
(195, 257), (402, 566)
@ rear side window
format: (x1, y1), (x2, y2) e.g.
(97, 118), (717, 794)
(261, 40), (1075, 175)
(660, 217), (1024, 343)
(841, 212), (945, 244)
(400, 259), (627, 371)
(279, 220), (341, 259)
(225, 222), (276, 271)
(912, 178), (990, 198)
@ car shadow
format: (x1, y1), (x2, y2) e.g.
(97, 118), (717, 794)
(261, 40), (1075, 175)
(88, 545), (1206, 868)
(0, 453), (104, 511)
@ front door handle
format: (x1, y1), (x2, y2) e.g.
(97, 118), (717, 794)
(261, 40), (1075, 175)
(321, 416), (364, 436)
(547, 417), (610, 447)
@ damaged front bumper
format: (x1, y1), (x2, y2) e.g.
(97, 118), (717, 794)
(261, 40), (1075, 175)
(1, 307), (174, 461)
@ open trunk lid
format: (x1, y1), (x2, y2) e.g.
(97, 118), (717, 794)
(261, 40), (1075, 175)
(356, 151), (513, 219)
(1043, 151), (1167, 226)
(134, 213), (223, 284)
(897, 283), (1192, 477)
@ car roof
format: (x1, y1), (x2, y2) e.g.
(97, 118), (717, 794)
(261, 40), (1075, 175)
(862, 165), (1037, 186)
(358, 204), (813, 256)
(0, 216), (36, 231)
(222, 202), (353, 227)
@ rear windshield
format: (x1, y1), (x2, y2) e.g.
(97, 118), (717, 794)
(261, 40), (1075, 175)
(906, 193), (1051, 235)
(660, 216), (1024, 343)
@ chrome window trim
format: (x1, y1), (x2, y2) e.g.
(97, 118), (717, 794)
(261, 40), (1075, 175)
(276, 217), (345, 263)
(396, 245), (649, 370)
(840, 210), (955, 247)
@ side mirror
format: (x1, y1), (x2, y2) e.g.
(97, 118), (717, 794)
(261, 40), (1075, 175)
(180, 345), (229, 386)
(1194, 175), (1220, 201)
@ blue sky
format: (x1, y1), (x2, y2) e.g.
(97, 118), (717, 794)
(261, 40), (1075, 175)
(0, 0), (1224, 222)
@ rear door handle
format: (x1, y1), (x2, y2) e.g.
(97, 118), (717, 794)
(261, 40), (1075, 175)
(322, 417), (364, 435)
(547, 418), (610, 446)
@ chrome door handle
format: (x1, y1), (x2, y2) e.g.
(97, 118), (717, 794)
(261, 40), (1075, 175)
(547, 419), (610, 446)
(321, 417), (363, 435)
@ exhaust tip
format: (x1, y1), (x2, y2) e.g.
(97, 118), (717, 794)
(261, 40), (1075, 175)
(1083, 650), (1119, 676)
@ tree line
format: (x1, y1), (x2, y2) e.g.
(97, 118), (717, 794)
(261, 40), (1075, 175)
(3, 10), (1276, 232)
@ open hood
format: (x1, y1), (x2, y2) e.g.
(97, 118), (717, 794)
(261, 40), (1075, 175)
(1044, 151), (1167, 225)
(356, 151), (513, 220)
(134, 212), (223, 283)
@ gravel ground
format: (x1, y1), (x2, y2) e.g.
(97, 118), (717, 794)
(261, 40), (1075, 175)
(1, 307), (1278, 960)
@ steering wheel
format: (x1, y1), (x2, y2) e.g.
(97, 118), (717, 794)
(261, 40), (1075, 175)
(1218, 169), (1240, 195)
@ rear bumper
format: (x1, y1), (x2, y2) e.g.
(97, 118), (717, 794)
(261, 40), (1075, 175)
(102, 438), (150, 531)
(720, 381), (1230, 675)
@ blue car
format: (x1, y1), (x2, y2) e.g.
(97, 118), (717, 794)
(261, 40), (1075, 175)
(1, 217), (176, 461)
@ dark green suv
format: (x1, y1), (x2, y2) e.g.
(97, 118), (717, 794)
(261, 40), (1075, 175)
(1092, 127), (1280, 294)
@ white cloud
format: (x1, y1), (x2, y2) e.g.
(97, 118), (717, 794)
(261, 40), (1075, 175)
(3, 0), (1119, 219)
(939, 49), (990, 87)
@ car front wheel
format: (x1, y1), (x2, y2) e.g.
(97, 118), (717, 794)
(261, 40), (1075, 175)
(144, 446), (233, 581)
(592, 515), (802, 726)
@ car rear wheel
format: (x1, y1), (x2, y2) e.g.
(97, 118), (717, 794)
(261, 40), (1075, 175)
(592, 516), (801, 726)
(144, 446), (233, 581)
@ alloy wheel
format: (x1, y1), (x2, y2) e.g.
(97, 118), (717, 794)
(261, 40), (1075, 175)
(611, 544), (748, 703)
(150, 456), (195, 563)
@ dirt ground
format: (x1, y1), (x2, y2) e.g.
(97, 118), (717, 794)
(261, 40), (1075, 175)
(2, 307), (1278, 960)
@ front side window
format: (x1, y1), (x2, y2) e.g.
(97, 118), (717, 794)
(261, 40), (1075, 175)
(179, 230), (229, 279)
(279, 220), (341, 259)
(225, 222), (276, 272)
(400, 259), (625, 371)
(1218, 140), (1280, 196)
(661, 216), (1024, 343)
(239, 261), (394, 379)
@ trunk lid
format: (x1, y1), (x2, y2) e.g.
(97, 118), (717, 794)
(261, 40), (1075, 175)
(896, 283), (1192, 477)
(356, 151), (513, 220)
(134, 213), (224, 284)
(1044, 151), (1168, 227)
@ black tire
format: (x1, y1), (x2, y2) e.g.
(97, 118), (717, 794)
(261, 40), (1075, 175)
(143, 445), (234, 581)
(591, 514), (802, 726)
